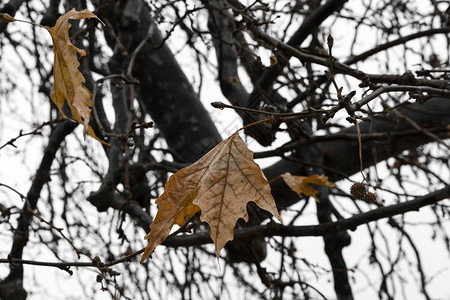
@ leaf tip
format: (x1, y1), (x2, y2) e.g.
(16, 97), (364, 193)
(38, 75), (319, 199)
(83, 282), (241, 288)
(86, 125), (110, 145)
(140, 245), (152, 261)
(140, 250), (152, 264)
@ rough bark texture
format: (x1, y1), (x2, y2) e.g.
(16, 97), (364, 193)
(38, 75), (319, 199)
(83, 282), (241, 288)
(104, 0), (222, 162)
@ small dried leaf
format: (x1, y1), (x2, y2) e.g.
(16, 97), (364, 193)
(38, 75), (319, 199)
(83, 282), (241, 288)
(281, 173), (336, 202)
(45, 8), (107, 144)
(141, 131), (282, 263)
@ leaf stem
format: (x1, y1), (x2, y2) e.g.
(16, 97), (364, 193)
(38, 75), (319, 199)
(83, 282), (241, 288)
(354, 120), (368, 182)
(238, 118), (275, 131)
(10, 18), (48, 29)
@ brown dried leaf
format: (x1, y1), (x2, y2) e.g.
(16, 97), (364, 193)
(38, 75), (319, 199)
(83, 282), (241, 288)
(141, 131), (282, 263)
(45, 8), (107, 144)
(281, 173), (336, 202)
(140, 189), (200, 263)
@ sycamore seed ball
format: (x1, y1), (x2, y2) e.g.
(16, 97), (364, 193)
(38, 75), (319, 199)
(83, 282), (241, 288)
(350, 182), (367, 199)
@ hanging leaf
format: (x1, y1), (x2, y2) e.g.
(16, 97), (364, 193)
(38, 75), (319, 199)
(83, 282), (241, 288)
(141, 130), (282, 263)
(45, 8), (107, 144)
(141, 189), (201, 262)
(281, 173), (336, 202)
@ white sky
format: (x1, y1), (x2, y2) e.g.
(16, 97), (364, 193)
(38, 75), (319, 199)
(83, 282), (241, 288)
(0, 0), (449, 299)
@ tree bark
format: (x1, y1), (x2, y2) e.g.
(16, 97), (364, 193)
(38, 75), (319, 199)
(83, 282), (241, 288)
(102, 0), (222, 163)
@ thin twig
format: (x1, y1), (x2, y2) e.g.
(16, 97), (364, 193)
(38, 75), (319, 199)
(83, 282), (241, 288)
(127, 21), (155, 76)
(0, 183), (26, 200)
(0, 118), (65, 150)
(211, 101), (326, 118)
(389, 105), (450, 150)
(91, 74), (140, 136)
(29, 209), (90, 259)
(350, 85), (450, 111)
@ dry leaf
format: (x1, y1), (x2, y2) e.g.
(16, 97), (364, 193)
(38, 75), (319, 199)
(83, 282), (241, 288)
(141, 131), (282, 263)
(140, 189), (200, 262)
(281, 173), (336, 202)
(45, 8), (107, 144)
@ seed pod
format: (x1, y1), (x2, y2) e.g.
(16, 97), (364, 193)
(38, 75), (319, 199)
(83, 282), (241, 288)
(364, 192), (377, 204)
(350, 182), (367, 199)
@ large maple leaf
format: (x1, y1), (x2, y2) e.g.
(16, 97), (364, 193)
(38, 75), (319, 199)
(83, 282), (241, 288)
(45, 9), (107, 144)
(141, 130), (282, 263)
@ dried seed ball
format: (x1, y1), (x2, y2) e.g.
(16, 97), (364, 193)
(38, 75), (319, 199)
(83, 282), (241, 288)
(350, 182), (367, 199)
(364, 192), (377, 204)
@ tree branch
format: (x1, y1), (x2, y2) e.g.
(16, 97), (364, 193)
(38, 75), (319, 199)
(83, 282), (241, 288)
(0, 120), (77, 300)
(265, 97), (450, 210)
(345, 28), (450, 65)
(163, 185), (450, 247)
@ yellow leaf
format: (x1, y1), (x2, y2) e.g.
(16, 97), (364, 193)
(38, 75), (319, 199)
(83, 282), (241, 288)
(141, 131), (282, 263)
(45, 8), (106, 143)
(281, 173), (336, 202)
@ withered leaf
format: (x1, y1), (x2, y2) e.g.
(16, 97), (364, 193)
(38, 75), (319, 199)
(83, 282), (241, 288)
(141, 130), (282, 263)
(45, 8), (107, 144)
(140, 189), (200, 263)
(281, 173), (336, 202)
